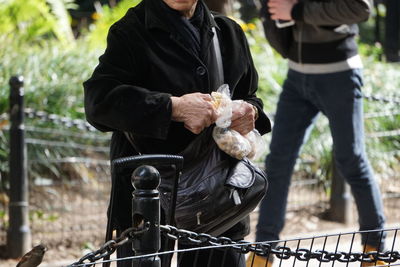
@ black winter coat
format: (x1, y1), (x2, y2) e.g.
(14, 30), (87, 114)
(84, 0), (271, 237)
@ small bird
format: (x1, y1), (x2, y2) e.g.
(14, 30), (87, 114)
(16, 244), (47, 267)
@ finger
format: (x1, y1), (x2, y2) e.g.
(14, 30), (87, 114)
(205, 101), (215, 110)
(200, 93), (212, 101)
(231, 125), (246, 135)
(268, 2), (278, 8)
(201, 113), (212, 128)
(230, 118), (245, 130)
(269, 9), (278, 17)
(211, 109), (218, 123)
(185, 124), (202, 135)
(233, 123), (253, 135)
(207, 108), (218, 124)
(231, 109), (246, 121)
(205, 102), (218, 122)
(268, 0), (278, 5)
(271, 14), (279, 20)
(231, 117), (254, 133)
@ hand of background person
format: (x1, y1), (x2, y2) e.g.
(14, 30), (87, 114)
(171, 93), (217, 134)
(268, 0), (298, 20)
(230, 101), (256, 135)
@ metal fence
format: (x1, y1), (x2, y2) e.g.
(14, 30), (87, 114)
(65, 163), (400, 267)
(69, 226), (400, 267)
(1, 75), (399, 261)
(24, 109), (111, 248)
(0, 77), (111, 258)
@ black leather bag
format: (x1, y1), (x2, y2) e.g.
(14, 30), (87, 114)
(159, 128), (268, 236)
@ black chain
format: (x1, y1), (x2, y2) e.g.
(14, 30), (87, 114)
(0, 109), (96, 131)
(23, 108), (96, 131)
(0, 92), (398, 131)
(67, 222), (150, 267)
(363, 93), (400, 105)
(160, 225), (400, 264)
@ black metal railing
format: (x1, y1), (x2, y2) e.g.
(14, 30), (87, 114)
(2, 76), (111, 258)
(67, 161), (400, 267)
(2, 75), (400, 260)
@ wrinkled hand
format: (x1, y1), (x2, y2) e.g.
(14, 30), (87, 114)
(171, 93), (217, 134)
(230, 101), (256, 135)
(268, 0), (298, 20)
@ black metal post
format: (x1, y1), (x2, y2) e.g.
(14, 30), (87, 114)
(7, 75), (31, 258)
(328, 157), (353, 225)
(131, 165), (161, 267)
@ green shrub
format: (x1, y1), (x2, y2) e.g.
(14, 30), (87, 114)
(84, 0), (141, 50)
(0, 0), (398, 189)
(0, 0), (75, 45)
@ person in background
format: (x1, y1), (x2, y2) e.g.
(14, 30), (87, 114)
(238, 0), (259, 23)
(203, 0), (231, 14)
(247, 0), (387, 266)
(83, 0), (271, 266)
(203, 0), (260, 23)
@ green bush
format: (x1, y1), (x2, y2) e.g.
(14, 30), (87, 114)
(0, 0), (75, 45)
(84, 0), (141, 50)
(0, 0), (398, 188)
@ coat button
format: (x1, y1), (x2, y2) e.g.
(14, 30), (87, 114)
(196, 66), (206, 76)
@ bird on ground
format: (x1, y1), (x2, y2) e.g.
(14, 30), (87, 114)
(16, 244), (47, 267)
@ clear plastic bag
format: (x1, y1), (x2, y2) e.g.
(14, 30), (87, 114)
(211, 84), (266, 160)
(244, 128), (267, 160)
(212, 127), (252, 160)
(211, 84), (232, 128)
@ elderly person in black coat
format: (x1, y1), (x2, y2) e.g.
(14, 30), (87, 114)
(84, 0), (271, 266)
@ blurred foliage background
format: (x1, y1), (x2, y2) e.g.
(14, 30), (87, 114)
(0, 0), (399, 189)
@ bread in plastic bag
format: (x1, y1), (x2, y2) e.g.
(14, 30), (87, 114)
(244, 129), (267, 160)
(212, 127), (252, 160)
(211, 84), (232, 128)
(211, 84), (266, 160)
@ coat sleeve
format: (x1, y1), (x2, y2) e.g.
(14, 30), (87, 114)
(83, 26), (173, 140)
(291, 0), (372, 26)
(230, 22), (272, 135)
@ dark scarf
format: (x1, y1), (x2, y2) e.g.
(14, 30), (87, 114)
(159, 0), (205, 57)
(151, 0), (221, 92)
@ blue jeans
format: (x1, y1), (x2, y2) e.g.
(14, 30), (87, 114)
(256, 69), (386, 249)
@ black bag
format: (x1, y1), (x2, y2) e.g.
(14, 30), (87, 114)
(259, 0), (293, 58)
(159, 128), (268, 236)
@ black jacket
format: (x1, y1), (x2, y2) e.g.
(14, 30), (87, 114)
(84, 0), (271, 237)
(260, 0), (372, 63)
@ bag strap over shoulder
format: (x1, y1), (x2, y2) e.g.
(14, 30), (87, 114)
(210, 14), (224, 87)
(124, 131), (142, 155)
(212, 26), (224, 86)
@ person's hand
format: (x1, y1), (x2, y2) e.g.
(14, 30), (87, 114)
(171, 93), (217, 134)
(268, 0), (298, 20)
(230, 101), (257, 135)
